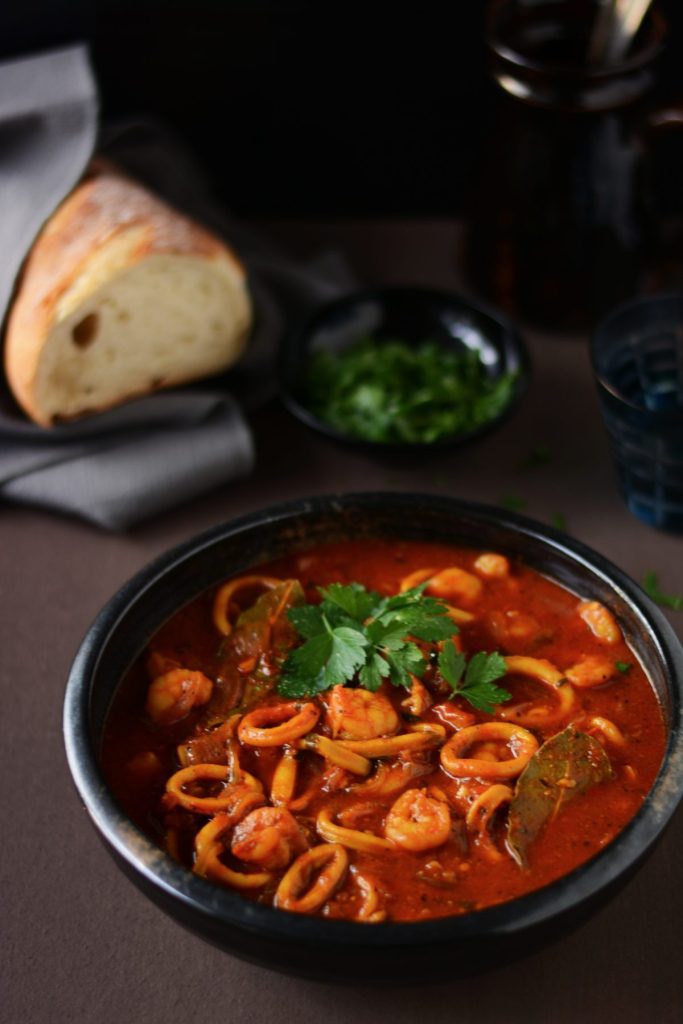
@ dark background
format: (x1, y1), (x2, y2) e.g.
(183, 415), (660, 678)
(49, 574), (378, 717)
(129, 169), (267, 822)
(2, 0), (683, 218)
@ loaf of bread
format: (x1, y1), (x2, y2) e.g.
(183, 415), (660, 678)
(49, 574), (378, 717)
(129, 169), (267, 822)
(4, 166), (253, 426)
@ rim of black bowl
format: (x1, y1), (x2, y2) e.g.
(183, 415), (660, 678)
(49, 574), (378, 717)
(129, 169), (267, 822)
(278, 286), (531, 454)
(63, 493), (683, 951)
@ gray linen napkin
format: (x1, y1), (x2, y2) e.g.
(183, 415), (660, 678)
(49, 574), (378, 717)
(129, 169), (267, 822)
(0, 48), (355, 530)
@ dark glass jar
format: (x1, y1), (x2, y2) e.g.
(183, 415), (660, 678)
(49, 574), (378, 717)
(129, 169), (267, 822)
(464, 0), (677, 329)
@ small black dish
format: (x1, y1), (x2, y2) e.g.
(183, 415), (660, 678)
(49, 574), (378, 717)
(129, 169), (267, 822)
(63, 493), (683, 983)
(278, 286), (530, 454)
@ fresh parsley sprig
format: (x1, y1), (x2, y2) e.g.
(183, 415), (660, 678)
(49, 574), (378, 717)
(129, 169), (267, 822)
(438, 640), (511, 714)
(277, 582), (512, 714)
(278, 582), (458, 698)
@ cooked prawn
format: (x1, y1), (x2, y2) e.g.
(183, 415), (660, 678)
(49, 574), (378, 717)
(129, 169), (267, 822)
(231, 807), (308, 870)
(565, 655), (616, 689)
(577, 600), (622, 644)
(384, 788), (452, 852)
(325, 685), (399, 740)
(145, 668), (213, 726)
(473, 553), (510, 579)
(401, 675), (432, 716)
(487, 610), (542, 647)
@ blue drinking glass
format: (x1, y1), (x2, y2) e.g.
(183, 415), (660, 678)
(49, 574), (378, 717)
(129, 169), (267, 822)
(591, 293), (683, 532)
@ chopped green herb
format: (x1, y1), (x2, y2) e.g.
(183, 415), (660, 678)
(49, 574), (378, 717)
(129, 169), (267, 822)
(615, 661), (632, 674)
(643, 571), (683, 611)
(304, 337), (518, 445)
(278, 582), (459, 698)
(438, 640), (511, 713)
(550, 512), (568, 531)
(500, 494), (526, 513)
(518, 444), (552, 471)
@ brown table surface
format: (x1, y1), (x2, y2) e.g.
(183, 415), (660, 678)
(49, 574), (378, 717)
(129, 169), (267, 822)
(3, 221), (682, 1024)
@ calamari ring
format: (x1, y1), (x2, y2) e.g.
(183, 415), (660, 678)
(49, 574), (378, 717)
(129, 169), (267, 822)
(298, 734), (371, 776)
(165, 763), (264, 816)
(337, 724), (445, 758)
(238, 701), (319, 746)
(212, 575), (283, 636)
(274, 843), (349, 914)
(465, 783), (513, 832)
(399, 566), (475, 622)
(465, 783), (513, 863)
(193, 813), (272, 889)
(440, 722), (538, 780)
(496, 655), (576, 727)
(316, 805), (394, 854)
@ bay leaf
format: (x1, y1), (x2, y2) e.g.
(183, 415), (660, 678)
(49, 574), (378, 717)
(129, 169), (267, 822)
(506, 725), (614, 868)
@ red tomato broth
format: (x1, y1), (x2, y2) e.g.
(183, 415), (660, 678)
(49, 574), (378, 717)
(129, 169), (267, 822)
(101, 539), (666, 923)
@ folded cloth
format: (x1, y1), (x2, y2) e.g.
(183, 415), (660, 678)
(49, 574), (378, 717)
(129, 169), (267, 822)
(0, 48), (356, 529)
(0, 390), (254, 530)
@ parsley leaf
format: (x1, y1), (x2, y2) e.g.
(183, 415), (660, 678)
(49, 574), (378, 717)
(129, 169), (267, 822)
(278, 581), (458, 698)
(438, 641), (511, 713)
(288, 605), (326, 639)
(643, 571), (683, 611)
(615, 661), (632, 674)
(319, 582), (380, 622)
(279, 620), (368, 697)
(304, 338), (518, 445)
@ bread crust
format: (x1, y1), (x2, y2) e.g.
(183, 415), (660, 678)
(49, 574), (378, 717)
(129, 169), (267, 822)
(4, 166), (250, 426)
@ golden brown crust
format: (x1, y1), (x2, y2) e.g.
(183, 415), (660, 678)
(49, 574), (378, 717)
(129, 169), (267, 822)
(3, 165), (248, 426)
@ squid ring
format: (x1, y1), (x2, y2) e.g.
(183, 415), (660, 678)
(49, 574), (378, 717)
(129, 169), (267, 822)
(238, 701), (320, 746)
(298, 734), (371, 776)
(338, 724), (444, 758)
(465, 783), (513, 833)
(193, 814), (272, 889)
(440, 722), (538, 780)
(316, 805), (394, 854)
(275, 843), (349, 914)
(212, 575), (283, 636)
(399, 566), (475, 622)
(496, 655), (576, 727)
(465, 783), (513, 864)
(165, 763), (264, 816)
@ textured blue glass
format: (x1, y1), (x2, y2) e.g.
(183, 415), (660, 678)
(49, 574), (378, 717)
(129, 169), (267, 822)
(591, 294), (683, 532)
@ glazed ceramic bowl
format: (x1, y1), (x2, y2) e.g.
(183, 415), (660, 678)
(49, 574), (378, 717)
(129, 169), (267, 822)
(63, 494), (683, 982)
(278, 287), (530, 454)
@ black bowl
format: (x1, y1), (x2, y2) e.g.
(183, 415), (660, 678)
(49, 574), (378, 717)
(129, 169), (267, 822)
(63, 494), (683, 983)
(278, 287), (530, 454)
